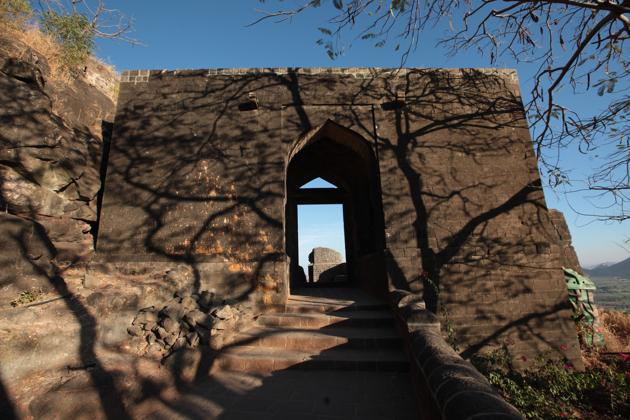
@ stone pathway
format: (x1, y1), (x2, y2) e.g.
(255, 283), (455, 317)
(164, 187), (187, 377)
(136, 287), (419, 419)
(136, 369), (418, 419)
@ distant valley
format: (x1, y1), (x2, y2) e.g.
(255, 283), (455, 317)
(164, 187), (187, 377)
(584, 257), (630, 312)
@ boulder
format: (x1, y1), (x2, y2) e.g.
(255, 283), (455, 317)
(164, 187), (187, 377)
(127, 288), (255, 356)
(155, 327), (168, 339)
(127, 325), (142, 337)
(173, 337), (187, 351)
(160, 304), (185, 322)
(180, 296), (197, 310)
(198, 290), (215, 309)
(164, 334), (177, 347)
(183, 309), (209, 328)
(212, 305), (235, 320)
(186, 332), (199, 348)
(160, 317), (180, 334)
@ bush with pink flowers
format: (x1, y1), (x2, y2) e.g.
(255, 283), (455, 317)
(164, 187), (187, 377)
(472, 347), (630, 419)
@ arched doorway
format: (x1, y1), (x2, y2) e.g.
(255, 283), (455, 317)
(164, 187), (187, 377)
(285, 120), (386, 295)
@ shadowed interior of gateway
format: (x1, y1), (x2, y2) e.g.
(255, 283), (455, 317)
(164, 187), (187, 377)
(285, 126), (386, 291)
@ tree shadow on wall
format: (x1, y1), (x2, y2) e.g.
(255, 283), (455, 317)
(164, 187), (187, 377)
(0, 70), (329, 418)
(97, 68), (577, 405)
(98, 71), (292, 296)
(0, 374), (17, 420)
(103, 68), (575, 413)
(0, 68), (579, 417)
(349, 69), (576, 362)
(0, 61), (131, 418)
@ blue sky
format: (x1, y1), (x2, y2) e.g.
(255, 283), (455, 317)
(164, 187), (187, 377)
(93, 1), (628, 267)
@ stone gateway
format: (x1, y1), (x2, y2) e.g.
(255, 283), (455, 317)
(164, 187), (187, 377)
(94, 67), (583, 367)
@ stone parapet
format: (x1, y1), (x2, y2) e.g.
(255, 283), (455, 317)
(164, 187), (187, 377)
(389, 289), (524, 420)
(120, 67), (517, 83)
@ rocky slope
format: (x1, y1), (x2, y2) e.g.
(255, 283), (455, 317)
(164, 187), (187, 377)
(0, 32), (117, 298)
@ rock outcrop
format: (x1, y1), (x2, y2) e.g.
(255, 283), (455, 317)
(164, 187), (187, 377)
(0, 32), (117, 297)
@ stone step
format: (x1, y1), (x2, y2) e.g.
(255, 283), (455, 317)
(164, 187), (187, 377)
(232, 326), (402, 351)
(213, 346), (409, 374)
(285, 297), (389, 314)
(284, 300), (388, 314)
(257, 310), (395, 329)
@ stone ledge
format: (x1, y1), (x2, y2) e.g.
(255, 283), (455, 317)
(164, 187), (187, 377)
(389, 289), (524, 420)
(119, 67), (518, 83)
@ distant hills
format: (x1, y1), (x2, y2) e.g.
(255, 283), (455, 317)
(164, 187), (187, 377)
(585, 257), (630, 278)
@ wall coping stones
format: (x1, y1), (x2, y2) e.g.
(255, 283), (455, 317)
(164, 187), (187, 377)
(400, 301), (440, 330)
(388, 289), (524, 420)
(119, 67), (519, 83)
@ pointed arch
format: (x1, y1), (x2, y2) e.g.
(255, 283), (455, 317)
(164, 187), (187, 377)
(287, 120), (376, 165)
(284, 120), (386, 292)
(286, 120), (379, 194)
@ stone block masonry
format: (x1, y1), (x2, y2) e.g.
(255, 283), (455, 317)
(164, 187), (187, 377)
(308, 247), (346, 283)
(95, 67), (582, 368)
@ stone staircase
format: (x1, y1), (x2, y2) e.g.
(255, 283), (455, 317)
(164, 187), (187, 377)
(213, 289), (410, 374)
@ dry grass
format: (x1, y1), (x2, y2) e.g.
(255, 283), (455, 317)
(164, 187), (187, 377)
(600, 309), (630, 352)
(2, 23), (71, 82)
(1, 15), (117, 86)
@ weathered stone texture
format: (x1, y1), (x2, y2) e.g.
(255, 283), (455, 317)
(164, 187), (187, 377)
(96, 67), (581, 366)
(307, 247), (346, 282)
(0, 214), (56, 293)
(549, 209), (583, 273)
(309, 247), (342, 264)
(0, 33), (117, 282)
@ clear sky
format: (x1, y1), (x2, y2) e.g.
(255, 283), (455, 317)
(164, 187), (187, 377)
(93, 1), (628, 267)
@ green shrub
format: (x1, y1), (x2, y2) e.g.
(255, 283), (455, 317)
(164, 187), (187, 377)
(472, 347), (630, 419)
(440, 305), (460, 352)
(41, 10), (94, 68)
(0, 0), (32, 26)
(10, 287), (44, 307)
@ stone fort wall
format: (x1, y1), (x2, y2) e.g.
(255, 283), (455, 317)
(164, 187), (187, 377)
(96, 67), (582, 366)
